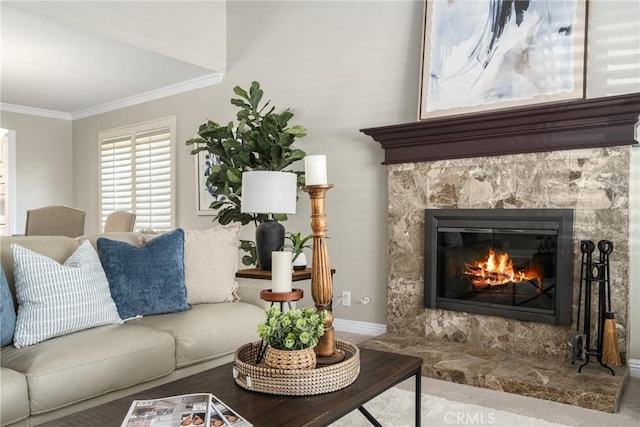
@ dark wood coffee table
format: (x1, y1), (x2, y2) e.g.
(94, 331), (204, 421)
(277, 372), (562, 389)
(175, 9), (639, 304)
(41, 347), (422, 427)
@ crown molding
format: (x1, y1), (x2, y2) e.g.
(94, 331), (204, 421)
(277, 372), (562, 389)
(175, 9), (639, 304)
(0, 103), (72, 120)
(71, 72), (224, 120)
(1, 72), (224, 122)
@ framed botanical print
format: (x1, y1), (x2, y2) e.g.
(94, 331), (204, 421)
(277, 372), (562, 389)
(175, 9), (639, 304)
(195, 150), (226, 215)
(419, 0), (587, 119)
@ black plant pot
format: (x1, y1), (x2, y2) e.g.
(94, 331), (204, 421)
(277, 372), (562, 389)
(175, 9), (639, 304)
(255, 220), (285, 271)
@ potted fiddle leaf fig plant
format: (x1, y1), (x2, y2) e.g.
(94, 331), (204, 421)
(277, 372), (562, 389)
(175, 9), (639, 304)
(282, 231), (313, 270)
(186, 81), (308, 266)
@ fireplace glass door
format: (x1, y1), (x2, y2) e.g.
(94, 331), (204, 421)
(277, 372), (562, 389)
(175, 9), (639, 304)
(437, 227), (557, 313)
(424, 209), (573, 325)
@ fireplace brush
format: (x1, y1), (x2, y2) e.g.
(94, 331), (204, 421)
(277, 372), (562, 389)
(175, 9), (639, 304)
(599, 240), (621, 367)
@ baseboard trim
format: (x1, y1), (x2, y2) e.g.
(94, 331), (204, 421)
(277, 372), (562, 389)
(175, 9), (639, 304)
(629, 358), (640, 378)
(333, 318), (387, 336)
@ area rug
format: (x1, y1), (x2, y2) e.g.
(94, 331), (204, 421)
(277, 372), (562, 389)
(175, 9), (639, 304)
(330, 387), (569, 427)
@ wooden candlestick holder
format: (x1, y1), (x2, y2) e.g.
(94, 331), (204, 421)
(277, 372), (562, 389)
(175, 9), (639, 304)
(303, 183), (345, 365)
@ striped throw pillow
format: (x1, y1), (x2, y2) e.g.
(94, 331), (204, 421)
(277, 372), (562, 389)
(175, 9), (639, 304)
(11, 240), (122, 348)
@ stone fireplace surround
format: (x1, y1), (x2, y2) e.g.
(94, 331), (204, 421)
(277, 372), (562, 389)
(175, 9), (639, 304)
(359, 93), (640, 412)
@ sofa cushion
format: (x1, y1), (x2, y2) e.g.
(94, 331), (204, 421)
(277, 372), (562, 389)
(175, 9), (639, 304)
(129, 302), (265, 368)
(184, 226), (240, 304)
(11, 240), (123, 348)
(0, 367), (29, 426)
(98, 228), (189, 319)
(1, 266), (16, 346)
(0, 324), (175, 415)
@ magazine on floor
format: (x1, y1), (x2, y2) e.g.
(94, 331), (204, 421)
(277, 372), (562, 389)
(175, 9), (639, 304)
(120, 393), (252, 427)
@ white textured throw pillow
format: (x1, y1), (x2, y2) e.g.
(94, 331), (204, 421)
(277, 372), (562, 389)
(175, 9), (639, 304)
(184, 226), (240, 304)
(12, 240), (122, 348)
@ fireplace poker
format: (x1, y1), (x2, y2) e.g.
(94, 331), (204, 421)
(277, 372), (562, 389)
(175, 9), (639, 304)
(573, 240), (594, 364)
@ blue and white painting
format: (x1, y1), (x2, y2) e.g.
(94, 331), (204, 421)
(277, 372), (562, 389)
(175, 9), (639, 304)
(420, 0), (585, 118)
(196, 151), (226, 215)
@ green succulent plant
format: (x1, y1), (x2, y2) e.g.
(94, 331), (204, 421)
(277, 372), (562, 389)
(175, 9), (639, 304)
(282, 231), (313, 262)
(257, 306), (326, 350)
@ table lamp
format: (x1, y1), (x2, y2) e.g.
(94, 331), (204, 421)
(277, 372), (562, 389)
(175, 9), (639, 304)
(241, 171), (297, 270)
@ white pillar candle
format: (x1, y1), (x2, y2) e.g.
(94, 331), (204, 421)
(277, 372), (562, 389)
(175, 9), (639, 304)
(304, 155), (327, 185)
(271, 251), (293, 293)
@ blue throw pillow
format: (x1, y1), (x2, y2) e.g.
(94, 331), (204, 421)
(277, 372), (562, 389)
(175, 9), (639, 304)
(97, 228), (189, 319)
(1, 266), (16, 346)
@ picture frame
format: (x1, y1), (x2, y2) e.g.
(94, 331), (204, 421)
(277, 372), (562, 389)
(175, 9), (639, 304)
(195, 151), (225, 215)
(419, 0), (587, 120)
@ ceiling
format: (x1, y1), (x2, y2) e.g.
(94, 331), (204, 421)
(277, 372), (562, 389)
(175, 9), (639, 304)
(0, 1), (227, 120)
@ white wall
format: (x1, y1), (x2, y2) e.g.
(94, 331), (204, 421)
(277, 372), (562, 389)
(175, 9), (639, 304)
(630, 144), (640, 370)
(0, 112), (74, 234)
(66, 0), (639, 333)
(588, 0), (640, 365)
(226, 1), (424, 325)
(73, 1), (424, 325)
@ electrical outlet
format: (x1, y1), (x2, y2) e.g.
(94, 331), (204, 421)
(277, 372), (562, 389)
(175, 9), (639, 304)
(341, 291), (351, 307)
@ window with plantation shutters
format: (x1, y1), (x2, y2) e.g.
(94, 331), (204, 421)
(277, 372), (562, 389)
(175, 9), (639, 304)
(99, 117), (176, 231)
(587, 1), (640, 98)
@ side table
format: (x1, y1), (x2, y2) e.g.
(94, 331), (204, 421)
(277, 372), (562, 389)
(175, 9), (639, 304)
(236, 267), (320, 281)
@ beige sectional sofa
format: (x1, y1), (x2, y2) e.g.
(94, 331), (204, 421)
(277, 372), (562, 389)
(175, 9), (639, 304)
(0, 230), (268, 426)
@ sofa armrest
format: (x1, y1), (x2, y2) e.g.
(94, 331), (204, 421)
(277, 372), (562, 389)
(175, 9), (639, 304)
(236, 278), (270, 309)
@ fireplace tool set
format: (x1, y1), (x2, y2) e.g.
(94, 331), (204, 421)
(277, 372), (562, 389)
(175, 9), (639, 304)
(573, 239), (619, 375)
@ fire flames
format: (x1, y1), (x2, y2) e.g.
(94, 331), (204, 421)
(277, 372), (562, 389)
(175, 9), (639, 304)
(464, 249), (543, 291)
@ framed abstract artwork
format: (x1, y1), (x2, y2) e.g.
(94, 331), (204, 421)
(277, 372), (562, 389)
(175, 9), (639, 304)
(195, 151), (226, 215)
(419, 0), (587, 119)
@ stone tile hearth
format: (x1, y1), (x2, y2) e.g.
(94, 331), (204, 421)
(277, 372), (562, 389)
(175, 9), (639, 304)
(360, 333), (628, 413)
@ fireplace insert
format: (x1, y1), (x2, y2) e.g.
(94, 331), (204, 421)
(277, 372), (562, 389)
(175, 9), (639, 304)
(424, 209), (574, 325)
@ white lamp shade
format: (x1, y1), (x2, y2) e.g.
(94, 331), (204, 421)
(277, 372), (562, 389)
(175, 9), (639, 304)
(241, 171), (297, 214)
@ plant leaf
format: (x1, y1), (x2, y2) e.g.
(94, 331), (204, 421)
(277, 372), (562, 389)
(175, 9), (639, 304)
(286, 125), (307, 138)
(249, 81), (263, 110)
(231, 98), (250, 109)
(233, 86), (250, 100)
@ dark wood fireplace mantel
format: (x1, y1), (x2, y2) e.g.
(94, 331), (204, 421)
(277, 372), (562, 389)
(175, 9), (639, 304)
(361, 93), (640, 164)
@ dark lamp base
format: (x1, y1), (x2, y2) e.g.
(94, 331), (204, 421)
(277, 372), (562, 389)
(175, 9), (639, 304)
(255, 220), (285, 271)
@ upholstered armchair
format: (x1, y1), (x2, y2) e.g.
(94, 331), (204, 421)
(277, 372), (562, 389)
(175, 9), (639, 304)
(24, 205), (86, 237)
(103, 211), (136, 233)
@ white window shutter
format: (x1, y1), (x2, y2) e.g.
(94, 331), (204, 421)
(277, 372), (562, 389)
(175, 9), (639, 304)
(134, 128), (173, 230)
(99, 117), (176, 232)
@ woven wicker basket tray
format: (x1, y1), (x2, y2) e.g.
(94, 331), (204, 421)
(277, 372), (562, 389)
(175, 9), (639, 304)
(233, 339), (360, 396)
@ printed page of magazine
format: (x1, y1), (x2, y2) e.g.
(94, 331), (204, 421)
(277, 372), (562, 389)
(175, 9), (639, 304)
(120, 393), (213, 427)
(210, 395), (253, 427)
